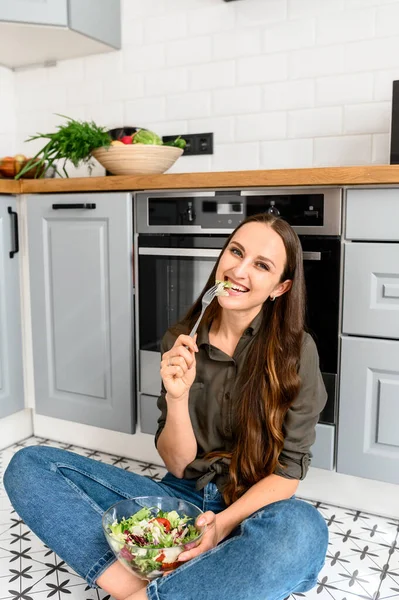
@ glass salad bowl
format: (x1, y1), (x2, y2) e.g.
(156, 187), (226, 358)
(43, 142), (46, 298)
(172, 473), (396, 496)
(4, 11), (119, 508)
(102, 496), (206, 581)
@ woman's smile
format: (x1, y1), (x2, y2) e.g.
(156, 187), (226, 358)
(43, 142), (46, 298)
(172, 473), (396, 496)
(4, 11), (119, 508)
(223, 276), (250, 295)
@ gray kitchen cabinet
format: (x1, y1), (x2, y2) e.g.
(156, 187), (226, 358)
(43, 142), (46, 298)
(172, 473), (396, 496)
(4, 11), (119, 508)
(342, 242), (399, 340)
(337, 336), (399, 484)
(140, 394), (159, 436)
(0, 0), (121, 70)
(337, 187), (399, 484)
(311, 424), (335, 471)
(346, 188), (399, 241)
(0, 196), (24, 418)
(0, 0), (67, 26)
(27, 193), (135, 433)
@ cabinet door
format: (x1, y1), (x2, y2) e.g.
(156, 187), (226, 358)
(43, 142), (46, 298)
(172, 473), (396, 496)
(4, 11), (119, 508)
(0, 197), (24, 418)
(337, 336), (399, 484)
(69, 0), (121, 49)
(342, 242), (399, 339)
(27, 193), (135, 433)
(0, 0), (67, 26)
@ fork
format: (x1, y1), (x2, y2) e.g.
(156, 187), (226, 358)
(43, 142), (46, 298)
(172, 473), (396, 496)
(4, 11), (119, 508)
(188, 284), (219, 338)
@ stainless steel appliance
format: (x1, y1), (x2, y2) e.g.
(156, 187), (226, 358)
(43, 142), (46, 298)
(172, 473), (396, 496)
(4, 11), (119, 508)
(134, 188), (342, 427)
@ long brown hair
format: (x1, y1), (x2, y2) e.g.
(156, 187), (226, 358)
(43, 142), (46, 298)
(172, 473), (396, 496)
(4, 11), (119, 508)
(181, 213), (306, 506)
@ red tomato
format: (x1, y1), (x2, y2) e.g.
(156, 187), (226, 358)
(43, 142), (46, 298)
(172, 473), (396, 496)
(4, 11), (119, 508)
(161, 561), (180, 570)
(154, 517), (171, 532)
(155, 552), (165, 563)
(120, 135), (133, 144)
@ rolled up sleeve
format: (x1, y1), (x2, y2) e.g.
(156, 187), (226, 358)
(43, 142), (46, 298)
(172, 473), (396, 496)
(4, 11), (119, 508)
(274, 333), (328, 481)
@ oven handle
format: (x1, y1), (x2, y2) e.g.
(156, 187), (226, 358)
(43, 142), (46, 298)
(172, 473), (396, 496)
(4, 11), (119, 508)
(303, 251), (322, 261)
(139, 248), (322, 260)
(138, 248), (222, 258)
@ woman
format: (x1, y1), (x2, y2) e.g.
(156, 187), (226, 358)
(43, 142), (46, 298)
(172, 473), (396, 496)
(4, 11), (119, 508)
(4, 213), (328, 600)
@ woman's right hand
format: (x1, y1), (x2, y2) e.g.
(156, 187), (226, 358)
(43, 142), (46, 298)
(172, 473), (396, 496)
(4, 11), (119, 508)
(160, 334), (198, 401)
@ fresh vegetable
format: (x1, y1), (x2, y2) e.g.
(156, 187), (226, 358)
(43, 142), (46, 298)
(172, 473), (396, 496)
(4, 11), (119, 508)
(133, 129), (163, 145)
(163, 136), (186, 149)
(15, 115), (111, 179)
(153, 517), (171, 532)
(107, 506), (201, 578)
(215, 280), (234, 297)
(132, 129), (186, 149)
(0, 156), (18, 178)
(120, 135), (133, 145)
(0, 154), (41, 178)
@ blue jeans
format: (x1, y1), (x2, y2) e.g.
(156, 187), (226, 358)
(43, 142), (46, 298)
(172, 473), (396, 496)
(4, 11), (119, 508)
(4, 446), (328, 600)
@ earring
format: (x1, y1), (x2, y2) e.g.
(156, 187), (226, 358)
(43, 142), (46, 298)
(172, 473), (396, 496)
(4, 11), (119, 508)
(270, 296), (275, 301)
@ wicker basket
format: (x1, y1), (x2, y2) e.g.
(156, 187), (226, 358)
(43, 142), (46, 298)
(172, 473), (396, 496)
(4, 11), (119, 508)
(92, 144), (183, 176)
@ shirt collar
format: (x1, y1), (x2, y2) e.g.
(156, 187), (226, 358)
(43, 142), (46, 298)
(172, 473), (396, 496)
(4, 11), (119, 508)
(196, 309), (263, 346)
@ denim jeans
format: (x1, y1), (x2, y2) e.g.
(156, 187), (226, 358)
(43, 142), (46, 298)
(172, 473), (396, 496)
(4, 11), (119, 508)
(4, 446), (328, 600)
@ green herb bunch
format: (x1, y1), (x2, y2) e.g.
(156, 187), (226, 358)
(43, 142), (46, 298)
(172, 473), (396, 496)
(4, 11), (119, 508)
(15, 114), (111, 179)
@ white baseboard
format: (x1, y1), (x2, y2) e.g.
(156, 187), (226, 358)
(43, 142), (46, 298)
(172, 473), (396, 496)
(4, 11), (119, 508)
(33, 414), (163, 465)
(299, 466), (399, 520)
(32, 413), (399, 520)
(0, 409), (33, 450)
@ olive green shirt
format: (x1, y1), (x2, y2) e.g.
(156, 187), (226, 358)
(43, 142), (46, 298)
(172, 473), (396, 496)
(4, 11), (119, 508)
(155, 312), (327, 493)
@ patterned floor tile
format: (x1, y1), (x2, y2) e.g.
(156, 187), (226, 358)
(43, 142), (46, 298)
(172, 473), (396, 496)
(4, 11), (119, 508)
(378, 578), (399, 599)
(1, 436), (398, 600)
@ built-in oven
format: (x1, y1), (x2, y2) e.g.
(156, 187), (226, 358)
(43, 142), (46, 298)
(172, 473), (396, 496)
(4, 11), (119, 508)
(134, 188), (342, 437)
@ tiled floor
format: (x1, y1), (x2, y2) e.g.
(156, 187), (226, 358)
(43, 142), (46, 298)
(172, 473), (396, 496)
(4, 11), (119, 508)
(1, 437), (399, 600)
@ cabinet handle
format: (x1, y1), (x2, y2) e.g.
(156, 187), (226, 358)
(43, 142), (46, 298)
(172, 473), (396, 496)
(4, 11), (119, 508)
(303, 251), (322, 261)
(52, 203), (97, 210)
(7, 207), (19, 259)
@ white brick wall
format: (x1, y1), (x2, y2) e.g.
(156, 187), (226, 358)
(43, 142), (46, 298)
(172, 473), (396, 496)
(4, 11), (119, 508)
(0, 67), (16, 156)
(4, 0), (399, 175)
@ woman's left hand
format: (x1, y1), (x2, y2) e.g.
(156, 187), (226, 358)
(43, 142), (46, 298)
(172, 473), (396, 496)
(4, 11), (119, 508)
(177, 511), (222, 563)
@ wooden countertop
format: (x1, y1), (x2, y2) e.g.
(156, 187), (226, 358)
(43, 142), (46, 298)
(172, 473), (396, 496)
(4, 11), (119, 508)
(3, 165), (399, 194)
(0, 179), (22, 193)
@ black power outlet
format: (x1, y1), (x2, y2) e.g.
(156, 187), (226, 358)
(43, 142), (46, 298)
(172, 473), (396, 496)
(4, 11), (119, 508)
(162, 133), (214, 156)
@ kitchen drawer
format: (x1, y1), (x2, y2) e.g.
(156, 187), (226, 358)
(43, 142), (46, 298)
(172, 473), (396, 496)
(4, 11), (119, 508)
(346, 188), (399, 241)
(343, 242), (399, 339)
(140, 394), (159, 436)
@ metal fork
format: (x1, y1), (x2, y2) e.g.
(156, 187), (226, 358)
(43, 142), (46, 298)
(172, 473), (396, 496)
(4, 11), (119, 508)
(188, 284), (219, 338)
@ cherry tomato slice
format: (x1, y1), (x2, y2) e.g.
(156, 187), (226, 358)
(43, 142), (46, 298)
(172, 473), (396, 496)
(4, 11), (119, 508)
(161, 561), (181, 570)
(154, 517), (171, 532)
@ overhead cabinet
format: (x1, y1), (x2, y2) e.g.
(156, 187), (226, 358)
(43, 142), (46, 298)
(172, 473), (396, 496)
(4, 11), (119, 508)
(0, 196), (24, 419)
(27, 193), (135, 434)
(0, 0), (121, 70)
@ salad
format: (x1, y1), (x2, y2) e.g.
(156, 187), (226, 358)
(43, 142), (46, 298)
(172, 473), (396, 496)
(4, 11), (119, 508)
(107, 506), (202, 578)
(215, 280), (233, 297)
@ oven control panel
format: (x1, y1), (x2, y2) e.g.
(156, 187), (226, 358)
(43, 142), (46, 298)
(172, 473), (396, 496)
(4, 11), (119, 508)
(148, 196), (244, 229)
(136, 188), (342, 236)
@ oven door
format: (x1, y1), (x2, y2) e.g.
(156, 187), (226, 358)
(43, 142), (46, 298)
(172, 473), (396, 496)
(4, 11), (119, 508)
(301, 236), (341, 425)
(138, 247), (220, 396)
(137, 238), (340, 425)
